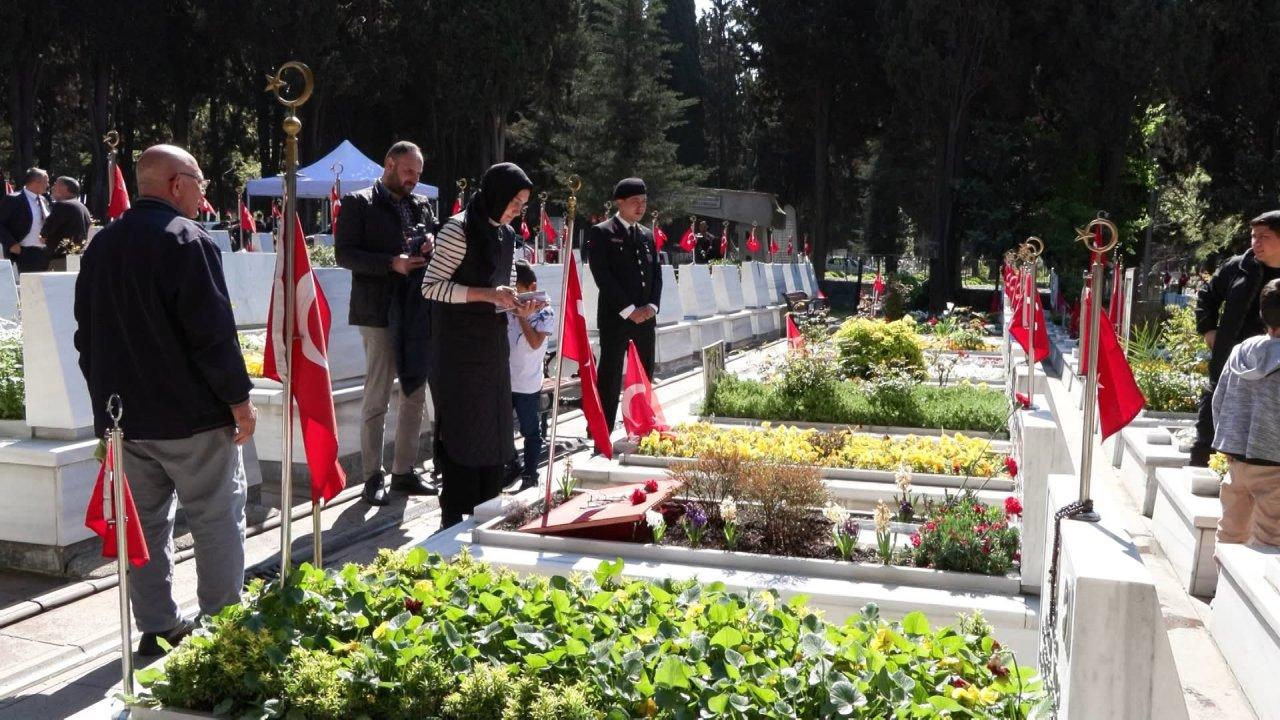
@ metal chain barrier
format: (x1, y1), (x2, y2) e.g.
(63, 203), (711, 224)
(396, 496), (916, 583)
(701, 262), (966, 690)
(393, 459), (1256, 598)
(1037, 497), (1094, 714)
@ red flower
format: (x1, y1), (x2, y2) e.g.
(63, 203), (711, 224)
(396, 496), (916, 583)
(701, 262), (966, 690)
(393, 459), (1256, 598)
(950, 678), (970, 689)
(1014, 392), (1032, 409)
(929, 317), (939, 326)
(404, 597), (423, 615)
(1004, 496), (1023, 517)
(924, 521), (937, 532)
(644, 479), (660, 494)
(630, 488), (647, 505)
(981, 539), (992, 555)
(910, 532), (921, 547)
(1013, 551), (1021, 562)
(958, 350), (969, 359)
(1004, 456), (1019, 477)
(952, 461), (962, 474)
(975, 523), (988, 534)
(987, 655), (1010, 678)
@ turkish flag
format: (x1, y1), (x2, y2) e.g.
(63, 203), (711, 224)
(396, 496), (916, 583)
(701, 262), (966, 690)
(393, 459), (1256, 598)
(197, 195), (215, 216)
(1008, 275), (1049, 363)
(451, 197), (462, 215)
(263, 213), (347, 504)
(786, 240), (793, 256)
(541, 208), (558, 244)
(239, 199), (257, 233)
(519, 216), (531, 241)
(1002, 264), (1018, 302)
(329, 183), (341, 236)
(719, 228), (728, 257)
(561, 252), (613, 458)
(84, 442), (150, 568)
(769, 234), (779, 255)
(107, 164), (130, 220)
(1079, 288), (1145, 440)
(746, 228), (760, 254)
(873, 272), (885, 296)
(622, 339), (669, 439)
(271, 200), (282, 219)
(654, 224), (668, 251)
(786, 314), (804, 351)
(679, 226), (696, 252)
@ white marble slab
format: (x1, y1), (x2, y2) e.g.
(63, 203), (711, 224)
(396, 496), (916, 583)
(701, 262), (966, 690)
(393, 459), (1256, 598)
(656, 265), (684, 326)
(1211, 543), (1280, 719)
(579, 253), (601, 331)
(788, 263), (805, 296)
(1152, 467), (1220, 597)
(0, 437), (99, 546)
(252, 232), (275, 253)
(20, 273), (93, 432)
(1119, 426), (1191, 516)
(310, 233), (334, 247)
(769, 263), (794, 298)
(0, 259), (17, 323)
(738, 262), (763, 308)
(677, 264), (718, 319)
(1015, 397), (1072, 594)
(655, 322), (695, 366)
(207, 230), (233, 253)
(313, 268), (364, 383)
(64, 254), (81, 273)
(710, 264), (745, 314)
(221, 251), (277, 328)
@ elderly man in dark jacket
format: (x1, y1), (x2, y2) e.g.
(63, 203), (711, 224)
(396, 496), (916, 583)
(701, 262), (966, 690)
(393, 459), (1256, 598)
(74, 144), (256, 656)
(335, 141), (437, 505)
(1191, 210), (1280, 466)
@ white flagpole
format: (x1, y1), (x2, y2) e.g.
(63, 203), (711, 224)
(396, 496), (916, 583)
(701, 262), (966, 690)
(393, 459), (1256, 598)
(542, 176), (580, 524)
(106, 395), (133, 697)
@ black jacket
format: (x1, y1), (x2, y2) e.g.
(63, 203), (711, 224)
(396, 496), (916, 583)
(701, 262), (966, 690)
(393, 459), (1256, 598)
(42, 199), (92, 254)
(334, 182), (435, 327)
(0, 190), (44, 258)
(1196, 248), (1280, 381)
(74, 198), (252, 439)
(586, 216), (662, 328)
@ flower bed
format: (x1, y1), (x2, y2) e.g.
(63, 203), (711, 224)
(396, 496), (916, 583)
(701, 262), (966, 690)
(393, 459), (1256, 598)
(705, 374), (1008, 433)
(0, 319), (23, 420)
(134, 549), (1043, 719)
(1132, 360), (1205, 413)
(639, 423), (1009, 479)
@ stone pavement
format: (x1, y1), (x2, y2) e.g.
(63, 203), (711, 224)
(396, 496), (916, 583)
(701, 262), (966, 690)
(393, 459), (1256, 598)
(0, 339), (781, 719)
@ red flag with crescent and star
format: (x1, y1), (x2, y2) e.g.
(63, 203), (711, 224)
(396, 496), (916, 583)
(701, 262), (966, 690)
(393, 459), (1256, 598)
(622, 340), (669, 439)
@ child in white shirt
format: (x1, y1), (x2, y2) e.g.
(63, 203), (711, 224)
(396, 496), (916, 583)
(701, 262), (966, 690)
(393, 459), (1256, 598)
(507, 261), (555, 492)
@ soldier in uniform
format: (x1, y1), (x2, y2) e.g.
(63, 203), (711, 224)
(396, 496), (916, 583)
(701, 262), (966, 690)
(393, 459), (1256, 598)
(587, 177), (663, 431)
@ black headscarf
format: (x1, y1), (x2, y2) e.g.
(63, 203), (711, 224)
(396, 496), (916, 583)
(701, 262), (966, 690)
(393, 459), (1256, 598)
(461, 163), (533, 286)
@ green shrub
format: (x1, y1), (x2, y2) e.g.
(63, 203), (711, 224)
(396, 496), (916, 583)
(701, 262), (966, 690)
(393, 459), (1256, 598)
(0, 320), (23, 420)
(135, 552), (1043, 719)
(1133, 360), (1205, 413)
(832, 317), (925, 379)
(707, 374), (1007, 432)
(912, 493), (1021, 575)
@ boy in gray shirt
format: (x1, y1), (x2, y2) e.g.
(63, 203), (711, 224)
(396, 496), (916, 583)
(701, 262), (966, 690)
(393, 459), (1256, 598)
(1213, 278), (1280, 545)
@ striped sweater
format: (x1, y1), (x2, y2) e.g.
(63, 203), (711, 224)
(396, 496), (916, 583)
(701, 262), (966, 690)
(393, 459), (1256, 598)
(420, 215), (517, 303)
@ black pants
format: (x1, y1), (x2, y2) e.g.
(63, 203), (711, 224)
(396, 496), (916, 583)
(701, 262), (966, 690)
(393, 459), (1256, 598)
(1191, 383), (1217, 467)
(597, 318), (656, 431)
(14, 246), (49, 274)
(435, 432), (503, 525)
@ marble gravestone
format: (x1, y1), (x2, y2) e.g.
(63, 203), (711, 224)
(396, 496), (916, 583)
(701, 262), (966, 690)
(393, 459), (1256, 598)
(20, 273), (93, 435)
(252, 232), (276, 253)
(207, 230), (233, 253)
(0, 259), (17, 323)
(710, 265), (753, 343)
(656, 265), (684, 325)
(677, 264), (723, 349)
(221, 251), (277, 328)
(313, 268), (364, 383)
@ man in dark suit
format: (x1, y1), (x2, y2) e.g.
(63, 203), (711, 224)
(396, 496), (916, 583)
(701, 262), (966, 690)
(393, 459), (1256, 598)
(588, 177), (662, 432)
(43, 176), (93, 263)
(0, 168), (51, 274)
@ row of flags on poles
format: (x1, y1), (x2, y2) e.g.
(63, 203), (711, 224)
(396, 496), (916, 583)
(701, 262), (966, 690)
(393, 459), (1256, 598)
(1003, 256), (1143, 440)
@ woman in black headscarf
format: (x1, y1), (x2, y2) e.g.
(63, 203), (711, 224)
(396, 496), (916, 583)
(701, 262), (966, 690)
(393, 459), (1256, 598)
(422, 162), (538, 528)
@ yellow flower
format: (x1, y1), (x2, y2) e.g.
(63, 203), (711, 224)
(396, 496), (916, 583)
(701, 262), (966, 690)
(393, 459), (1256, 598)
(869, 628), (892, 652)
(979, 686), (1000, 705)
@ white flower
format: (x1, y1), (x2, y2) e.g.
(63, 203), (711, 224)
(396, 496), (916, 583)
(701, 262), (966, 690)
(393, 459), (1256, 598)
(821, 501), (846, 524)
(720, 496), (738, 523)
(894, 464), (912, 493)
(645, 509), (665, 530)
(874, 501), (892, 533)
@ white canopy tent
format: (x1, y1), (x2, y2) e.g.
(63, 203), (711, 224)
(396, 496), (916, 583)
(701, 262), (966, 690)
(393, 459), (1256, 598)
(245, 140), (438, 200)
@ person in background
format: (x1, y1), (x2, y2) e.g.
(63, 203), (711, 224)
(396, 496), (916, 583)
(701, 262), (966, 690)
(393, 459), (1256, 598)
(505, 260), (555, 494)
(43, 176), (93, 268)
(0, 168), (51, 273)
(335, 141), (438, 505)
(1191, 211), (1280, 466)
(587, 178), (662, 432)
(1211, 279), (1280, 545)
(422, 162), (538, 529)
(74, 144), (255, 656)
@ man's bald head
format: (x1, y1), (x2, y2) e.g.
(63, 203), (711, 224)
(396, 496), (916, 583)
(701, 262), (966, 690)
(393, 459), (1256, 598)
(136, 145), (200, 196)
(136, 144), (205, 219)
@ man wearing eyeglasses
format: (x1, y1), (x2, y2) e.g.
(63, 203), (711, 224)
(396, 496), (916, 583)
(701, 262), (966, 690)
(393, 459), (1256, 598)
(73, 144), (255, 657)
(0, 167), (51, 274)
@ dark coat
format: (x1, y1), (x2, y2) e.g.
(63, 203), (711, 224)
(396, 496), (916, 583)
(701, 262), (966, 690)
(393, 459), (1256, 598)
(0, 190), (45, 258)
(334, 182), (435, 327)
(586, 216), (662, 328)
(1196, 249), (1280, 381)
(74, 198), (252, 439)
(42, 199), (92, 254)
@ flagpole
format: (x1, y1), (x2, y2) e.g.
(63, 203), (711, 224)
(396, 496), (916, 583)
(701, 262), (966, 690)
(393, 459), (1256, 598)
(543, 176), (580, 524)
(103, 130), (119, 219)
(265, 61), (314, 581)
(537, 191), (548, 262)
(106, 395), (133, 698)
(1074, 215), (1117, 522)
(1019, 236), (1044, 403)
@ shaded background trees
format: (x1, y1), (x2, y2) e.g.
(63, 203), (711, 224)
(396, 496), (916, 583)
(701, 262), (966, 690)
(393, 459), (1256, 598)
(1, 0), (1276, 308)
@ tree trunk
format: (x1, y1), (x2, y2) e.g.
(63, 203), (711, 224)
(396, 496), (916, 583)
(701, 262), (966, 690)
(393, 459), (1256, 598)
(811, 82), (832, 280)
(172, 91), (192, 147)
(7, 58), (41, 177)
(86, 56), (110, 218)
(927, 104), (969, 312)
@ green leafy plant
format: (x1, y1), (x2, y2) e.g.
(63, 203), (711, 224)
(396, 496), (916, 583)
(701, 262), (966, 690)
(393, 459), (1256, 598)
(912, 492), (1021, 575)
(1132, 360), (1206, 412)
(832, 317), (926, 380)
(307, 243), (338, 268)
(0, 320), (24, 420)
(134, 551), (1043, 718)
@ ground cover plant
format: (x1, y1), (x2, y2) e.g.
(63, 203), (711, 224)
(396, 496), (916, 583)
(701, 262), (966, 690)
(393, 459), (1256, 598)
(134, 549), (1043, 718)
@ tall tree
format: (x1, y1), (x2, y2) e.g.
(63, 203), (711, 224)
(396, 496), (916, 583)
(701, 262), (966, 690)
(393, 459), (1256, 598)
(699, 0), (747, 188)
(659, 0), (707, 168)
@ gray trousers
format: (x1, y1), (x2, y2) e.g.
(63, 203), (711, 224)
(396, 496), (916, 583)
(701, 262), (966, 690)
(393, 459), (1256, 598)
(359, 325), (427, 479)
(123, 426), (246, 632)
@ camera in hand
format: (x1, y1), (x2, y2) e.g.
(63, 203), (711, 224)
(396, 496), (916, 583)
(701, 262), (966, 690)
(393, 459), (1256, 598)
(404, 223), (434, 258)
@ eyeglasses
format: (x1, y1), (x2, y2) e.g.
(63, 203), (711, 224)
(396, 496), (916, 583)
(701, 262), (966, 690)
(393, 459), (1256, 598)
(172, 172), (210, 193)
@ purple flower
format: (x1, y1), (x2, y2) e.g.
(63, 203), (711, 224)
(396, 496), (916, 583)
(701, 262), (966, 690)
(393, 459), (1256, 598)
(899, 500), (915, 521)
(686, 505), (708, 528)
(841, 518), (860, 537)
